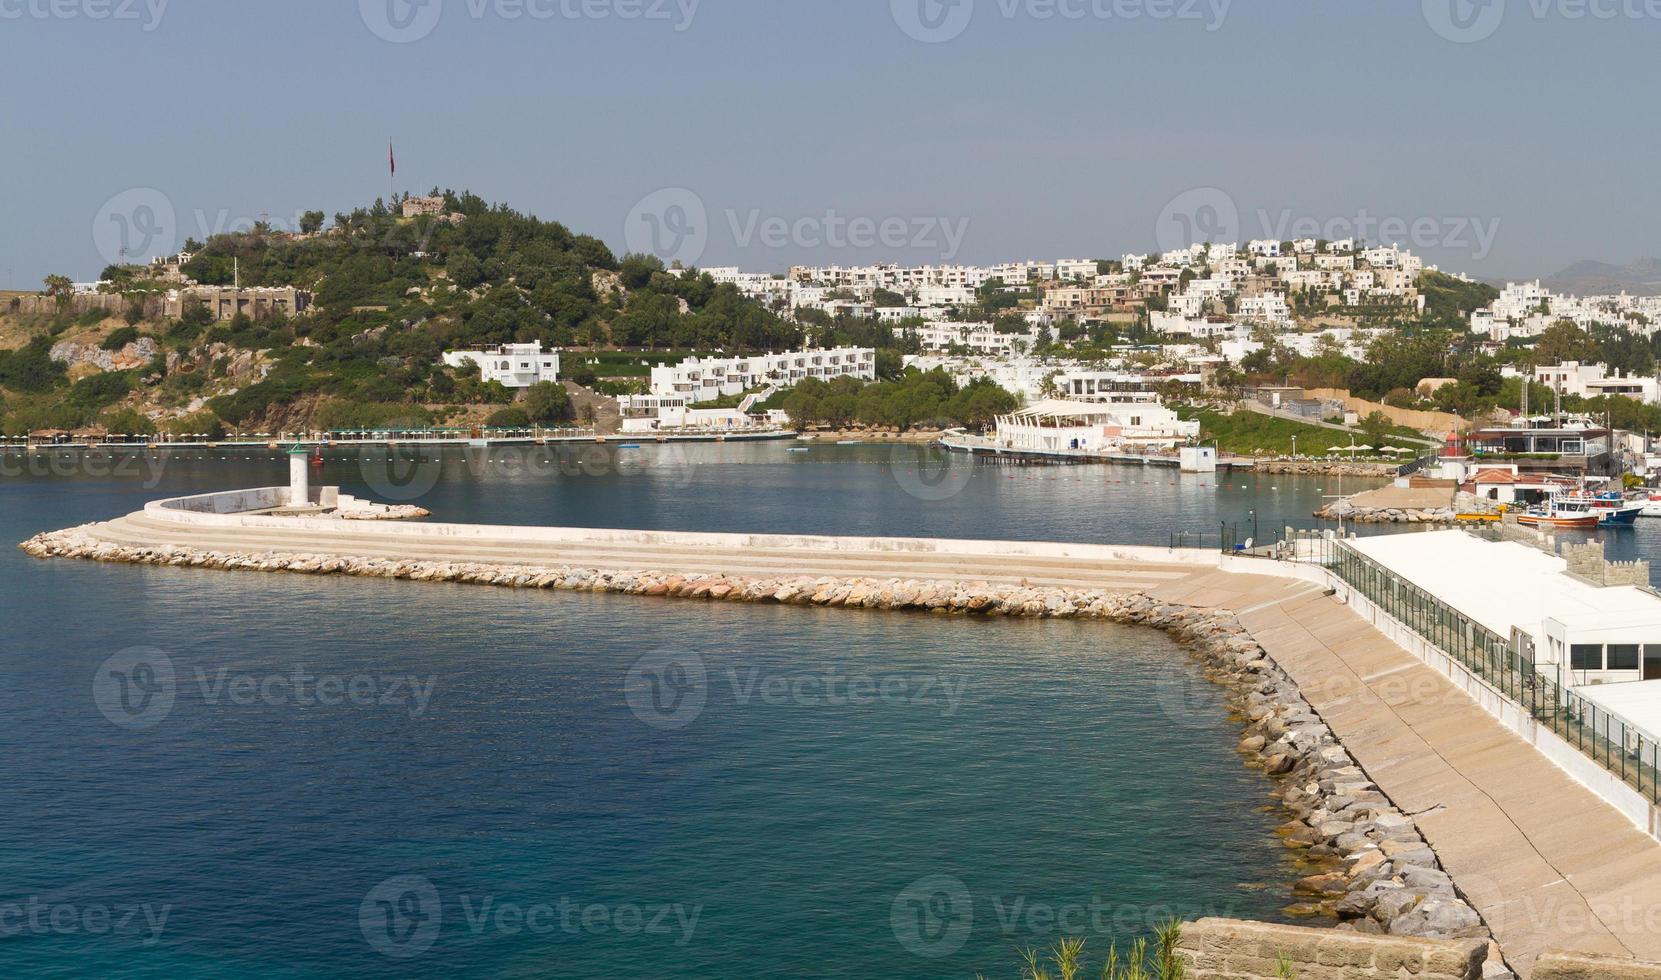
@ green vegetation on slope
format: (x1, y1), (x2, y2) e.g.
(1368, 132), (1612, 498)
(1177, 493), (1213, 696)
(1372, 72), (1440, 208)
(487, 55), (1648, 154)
(1179, 407), (1427, 457)
(782, 370), (1017, 431)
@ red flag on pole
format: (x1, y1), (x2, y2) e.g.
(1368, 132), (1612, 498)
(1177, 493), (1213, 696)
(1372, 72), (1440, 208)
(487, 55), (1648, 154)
(389, 143), (396, 176)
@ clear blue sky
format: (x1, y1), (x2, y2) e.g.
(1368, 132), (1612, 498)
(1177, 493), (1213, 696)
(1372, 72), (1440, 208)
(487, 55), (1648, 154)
(2, 0), (1656, 286)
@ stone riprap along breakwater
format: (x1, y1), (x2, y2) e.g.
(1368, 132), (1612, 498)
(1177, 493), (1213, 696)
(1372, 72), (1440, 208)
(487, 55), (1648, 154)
(1255, 460), (1399, 478)
(25, 484), (1661, 977)
(1316, 484), (1497, 525)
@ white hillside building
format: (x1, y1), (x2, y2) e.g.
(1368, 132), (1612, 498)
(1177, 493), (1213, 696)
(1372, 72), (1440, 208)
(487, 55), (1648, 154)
(649, 348), (875, 400)
(442, 343), (561, 388)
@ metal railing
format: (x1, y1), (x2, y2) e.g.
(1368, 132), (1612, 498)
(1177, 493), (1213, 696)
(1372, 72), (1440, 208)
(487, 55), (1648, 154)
(1322, 537), (1661, 804)
(1169, 523), (1252, 555)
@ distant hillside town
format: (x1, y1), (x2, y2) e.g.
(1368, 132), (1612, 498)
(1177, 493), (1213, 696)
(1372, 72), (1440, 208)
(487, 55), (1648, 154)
(10, 191), (1661, 474)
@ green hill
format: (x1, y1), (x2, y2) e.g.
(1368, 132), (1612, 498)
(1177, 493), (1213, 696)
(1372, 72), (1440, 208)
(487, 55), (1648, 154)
(0, 191), (822, 437)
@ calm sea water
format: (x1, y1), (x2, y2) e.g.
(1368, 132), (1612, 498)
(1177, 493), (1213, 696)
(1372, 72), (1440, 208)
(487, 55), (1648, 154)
(0, 442), (1639, 978)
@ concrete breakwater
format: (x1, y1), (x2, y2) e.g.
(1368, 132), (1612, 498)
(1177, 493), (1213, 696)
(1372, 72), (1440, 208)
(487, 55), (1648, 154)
(1316, 500), (1459, 525)
(1316, 489), (1494, 526)
(1255, 460), (1398, 478)
(18, 525), (1499, 960)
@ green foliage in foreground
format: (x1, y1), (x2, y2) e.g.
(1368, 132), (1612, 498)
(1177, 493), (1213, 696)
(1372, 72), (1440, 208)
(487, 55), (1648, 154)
(983, 928), (1298, 980)
(982, 921), (1211, 980)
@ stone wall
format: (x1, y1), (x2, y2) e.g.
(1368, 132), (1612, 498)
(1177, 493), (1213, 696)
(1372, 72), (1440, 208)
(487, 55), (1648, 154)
(1176, 918), (1486, 979)
(1562, 541), (1652, 587)
(1533, 951), (1661, 979)
(1304, 388), (1465, 436)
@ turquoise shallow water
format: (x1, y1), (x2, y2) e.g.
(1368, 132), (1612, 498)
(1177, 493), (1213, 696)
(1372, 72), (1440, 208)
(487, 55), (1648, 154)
(0, 446), (1374, 977)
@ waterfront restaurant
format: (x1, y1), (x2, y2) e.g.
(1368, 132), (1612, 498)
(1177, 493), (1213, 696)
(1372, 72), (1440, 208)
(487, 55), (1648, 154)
(1464, 414), (1614, 477)
(991, 399), (1200, 454)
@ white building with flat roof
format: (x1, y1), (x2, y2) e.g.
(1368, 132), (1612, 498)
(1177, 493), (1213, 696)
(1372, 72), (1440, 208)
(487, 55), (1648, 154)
(1349, 530), (1661, 688)
(992, 399), (1199, 454)
(442, 343), (561, 388)
(649, 348), (875, 400)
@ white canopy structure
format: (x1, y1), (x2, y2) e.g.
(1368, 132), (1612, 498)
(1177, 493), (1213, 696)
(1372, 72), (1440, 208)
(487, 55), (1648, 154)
(992, 399), (1200, 455)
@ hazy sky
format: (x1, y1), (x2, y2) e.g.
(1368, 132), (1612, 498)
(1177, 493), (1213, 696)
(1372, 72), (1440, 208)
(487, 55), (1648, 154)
(3, 0), (1657, 286)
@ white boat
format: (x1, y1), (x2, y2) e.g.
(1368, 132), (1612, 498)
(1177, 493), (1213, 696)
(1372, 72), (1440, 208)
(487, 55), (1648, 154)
(1641, 493), (1661, 519)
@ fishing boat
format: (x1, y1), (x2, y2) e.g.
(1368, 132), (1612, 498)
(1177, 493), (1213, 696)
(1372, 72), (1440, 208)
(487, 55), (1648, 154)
(1641, 492), (1661, 519)
(1563, 489), (1644, 526)
(1516, 497), (1600, 530)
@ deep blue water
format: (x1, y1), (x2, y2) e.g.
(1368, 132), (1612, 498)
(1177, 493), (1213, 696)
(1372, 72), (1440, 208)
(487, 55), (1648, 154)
(3, 443), (1637, 978)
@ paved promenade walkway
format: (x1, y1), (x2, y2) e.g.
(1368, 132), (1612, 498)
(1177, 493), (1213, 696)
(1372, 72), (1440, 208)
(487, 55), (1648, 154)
(1152, 569), (1661, 978)
(81, 511), (1197, 592)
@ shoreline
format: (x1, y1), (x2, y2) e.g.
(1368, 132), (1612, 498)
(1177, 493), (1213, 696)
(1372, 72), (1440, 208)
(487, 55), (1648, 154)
(18, 526), (1501, 961)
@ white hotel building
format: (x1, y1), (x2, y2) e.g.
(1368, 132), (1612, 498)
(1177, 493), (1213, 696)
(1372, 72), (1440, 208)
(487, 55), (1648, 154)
(442, 343), (561, 388)
(649, 348), (876, 400)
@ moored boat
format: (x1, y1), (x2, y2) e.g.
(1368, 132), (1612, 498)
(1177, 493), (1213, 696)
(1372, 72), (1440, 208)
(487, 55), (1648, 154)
(1516, 497), (1600, 530)
(1563, 489), (1644, 526)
